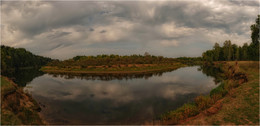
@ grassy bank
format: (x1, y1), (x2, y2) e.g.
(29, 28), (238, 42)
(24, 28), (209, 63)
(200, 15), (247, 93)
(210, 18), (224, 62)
(1, 76), (43, 125)
(41, 63), (186, 74)
(159, 61), (259, 125)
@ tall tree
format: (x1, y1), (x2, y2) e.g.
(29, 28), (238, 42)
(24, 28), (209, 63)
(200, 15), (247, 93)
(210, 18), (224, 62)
(223, 40), (233, 61)
(232, 44), (238, 60)
(242, 43), (248, 60)
(213, 43), (220, 61)
(249, 15), (259, 61)
(202, 50), (214, 62)
(235, 47), (240, 60)
(250, 15), (259, 44)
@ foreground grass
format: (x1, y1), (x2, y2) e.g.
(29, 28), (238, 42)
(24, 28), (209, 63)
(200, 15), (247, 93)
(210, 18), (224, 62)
(1, 76), (43, 125)
(160, 61), (259, 125)
(41, 63), (186, 74)
(181, 61), (259, 125)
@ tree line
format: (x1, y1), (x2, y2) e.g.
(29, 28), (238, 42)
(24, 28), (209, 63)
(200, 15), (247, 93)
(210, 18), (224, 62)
(176, 57), (202, 65)
(47, 53), (179, 68)
(1, 45), (52, 75)
(202, 15), (259, 61)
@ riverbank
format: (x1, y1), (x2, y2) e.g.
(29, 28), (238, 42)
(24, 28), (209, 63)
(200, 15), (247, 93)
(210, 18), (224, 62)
(1, 76), (43, 125)
(159, 61), (259, 125)
(41, 63), (186, 74)
(181, 61), (259, 124)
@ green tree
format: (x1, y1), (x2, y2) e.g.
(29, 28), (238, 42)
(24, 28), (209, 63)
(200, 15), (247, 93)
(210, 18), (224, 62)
(242, 43), (248, 60)
(249, 15), (259, 61)
(213, 43), (221, 61)
(235, 47), (240, 60)
(232, 44), (238, 60)
(1, 45), (52, 76)
(144, 52), (150, 57)
(250, 15), (259, 44)
(202, 50), (214, 62)
(223, 40), (233, 61)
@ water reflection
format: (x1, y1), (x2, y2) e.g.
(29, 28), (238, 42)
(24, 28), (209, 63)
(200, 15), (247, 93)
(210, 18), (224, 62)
(198, 65), (225, 84)
(5, 68), (44, 87)
(46, 70), (169, 81)
(24, 66), (219, 124)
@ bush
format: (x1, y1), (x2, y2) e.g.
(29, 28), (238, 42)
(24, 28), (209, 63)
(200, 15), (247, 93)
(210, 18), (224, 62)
(224, 80), (239, 91)
(1, 110), (22, 125)
(195, 95), (213, 111)
(161, 103), (199, 124)
(210, 82), (228, 98)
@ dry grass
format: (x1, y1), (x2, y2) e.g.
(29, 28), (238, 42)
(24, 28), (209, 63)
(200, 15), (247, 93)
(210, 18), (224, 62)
(1, 76), (43, 125)
(180, 61), (259, 125)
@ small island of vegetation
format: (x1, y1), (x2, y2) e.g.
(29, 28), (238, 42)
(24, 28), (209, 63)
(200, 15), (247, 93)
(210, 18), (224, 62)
(41, 54), (196, 74)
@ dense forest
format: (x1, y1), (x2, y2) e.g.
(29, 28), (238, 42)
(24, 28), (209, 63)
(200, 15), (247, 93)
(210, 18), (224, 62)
(202, 15), (259, 61)
(1, 45), (52, 75)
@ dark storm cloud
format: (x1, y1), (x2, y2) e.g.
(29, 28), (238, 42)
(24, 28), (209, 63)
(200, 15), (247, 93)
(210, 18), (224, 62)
(226, 0), (259, 7)
(2, 0), (258, 59)
(100, 30), (107, 33)
(89, 28), (95, 32)
(47, 32), (71, 39)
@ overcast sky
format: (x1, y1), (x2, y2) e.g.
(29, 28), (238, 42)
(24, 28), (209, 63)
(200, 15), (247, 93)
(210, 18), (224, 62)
(2, 0), (259, 60)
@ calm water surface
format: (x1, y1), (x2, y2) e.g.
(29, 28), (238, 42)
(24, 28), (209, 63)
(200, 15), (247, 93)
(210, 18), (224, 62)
(24, 66), (218, 124)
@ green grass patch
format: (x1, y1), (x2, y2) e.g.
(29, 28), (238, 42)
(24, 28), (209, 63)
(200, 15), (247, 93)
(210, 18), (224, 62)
(160, 103), (199, 124)
(210, 82), (228, 102)
(195, 95), (213, 111)
(1, 76), (17, 96)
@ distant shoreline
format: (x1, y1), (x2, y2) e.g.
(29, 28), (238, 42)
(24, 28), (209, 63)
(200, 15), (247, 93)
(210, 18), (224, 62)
(41, 64), (187, 74)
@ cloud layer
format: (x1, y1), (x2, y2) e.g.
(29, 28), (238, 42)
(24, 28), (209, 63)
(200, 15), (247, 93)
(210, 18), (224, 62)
(2, 0), (258, 59)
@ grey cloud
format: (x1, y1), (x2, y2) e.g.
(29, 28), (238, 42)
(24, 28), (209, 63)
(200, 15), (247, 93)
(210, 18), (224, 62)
(224, 0), (259, 7)
(3, 1), (108, 36)
(100, 30), (107, 33)
(2, 1), (258, 60)
(47, 32), (71, 39)
(89, 28), (94, 32)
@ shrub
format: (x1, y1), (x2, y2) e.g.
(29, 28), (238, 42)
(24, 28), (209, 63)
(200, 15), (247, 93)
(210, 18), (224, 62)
(1, 110), (22, 125)
(161, 103), (199, 124)
(195, 95), (213, 111)
(210, 82), (228, 98)
(209, 82), (228, 102)
(224, 80), (239, 91)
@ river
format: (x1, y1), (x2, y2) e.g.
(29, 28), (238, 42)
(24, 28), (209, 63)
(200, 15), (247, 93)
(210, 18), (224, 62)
(21, 66), (219, 124)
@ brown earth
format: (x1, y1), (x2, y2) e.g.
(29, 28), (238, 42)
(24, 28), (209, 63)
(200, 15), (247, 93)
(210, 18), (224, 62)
(1, 76), (43, 125)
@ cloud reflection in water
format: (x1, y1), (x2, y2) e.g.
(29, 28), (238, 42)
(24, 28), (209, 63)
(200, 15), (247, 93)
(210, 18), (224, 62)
(25, 66), (218, 124)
